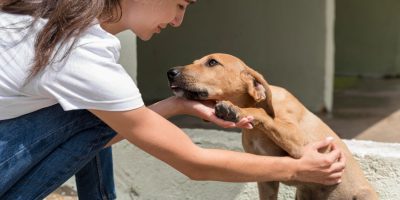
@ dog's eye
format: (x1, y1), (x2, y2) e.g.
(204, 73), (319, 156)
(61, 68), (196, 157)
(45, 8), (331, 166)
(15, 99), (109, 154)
(207, 59), (219, 67)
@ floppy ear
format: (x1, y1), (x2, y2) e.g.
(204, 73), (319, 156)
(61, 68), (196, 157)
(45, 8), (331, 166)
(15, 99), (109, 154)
(240, 67), (275, 118)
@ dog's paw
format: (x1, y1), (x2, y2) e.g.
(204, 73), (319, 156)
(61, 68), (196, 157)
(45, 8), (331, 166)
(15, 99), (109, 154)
(215, 101), (241, 122)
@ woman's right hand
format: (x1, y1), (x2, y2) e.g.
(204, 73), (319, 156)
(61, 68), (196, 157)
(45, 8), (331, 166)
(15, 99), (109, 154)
(169, 96), (254, 129)
(292, 137), (346, 185)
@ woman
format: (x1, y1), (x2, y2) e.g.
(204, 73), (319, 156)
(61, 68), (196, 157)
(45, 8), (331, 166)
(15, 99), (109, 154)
(0, 0), (345, 199)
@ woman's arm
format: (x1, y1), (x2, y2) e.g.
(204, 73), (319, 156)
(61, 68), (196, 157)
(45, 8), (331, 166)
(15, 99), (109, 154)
(90, 106), (344, 184)
(103, 96), (245, 147)
(148, 96), (254, 129)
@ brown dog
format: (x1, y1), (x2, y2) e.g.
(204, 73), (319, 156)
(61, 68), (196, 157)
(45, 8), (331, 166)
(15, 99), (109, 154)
(167, 53), (378, 200)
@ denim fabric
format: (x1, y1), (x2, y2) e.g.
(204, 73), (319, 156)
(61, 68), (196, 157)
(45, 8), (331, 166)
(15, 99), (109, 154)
(0, 104), (117, 200)
(76, 147), (116, 200)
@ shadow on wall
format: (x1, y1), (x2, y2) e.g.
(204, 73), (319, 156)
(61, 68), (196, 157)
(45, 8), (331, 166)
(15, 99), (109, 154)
(138, 0), (334, 112)
(318, 77), (400, 142)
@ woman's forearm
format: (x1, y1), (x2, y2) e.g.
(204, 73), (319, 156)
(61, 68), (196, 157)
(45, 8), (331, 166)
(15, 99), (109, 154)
(190, 148), (296, 182)
(148, 97), (184, 118)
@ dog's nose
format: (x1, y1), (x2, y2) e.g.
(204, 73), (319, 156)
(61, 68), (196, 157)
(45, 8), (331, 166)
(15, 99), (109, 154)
(167, 68), (181, 81)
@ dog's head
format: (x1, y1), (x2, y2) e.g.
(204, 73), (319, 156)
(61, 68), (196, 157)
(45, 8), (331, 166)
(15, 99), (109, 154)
(167, 53), (275, 117)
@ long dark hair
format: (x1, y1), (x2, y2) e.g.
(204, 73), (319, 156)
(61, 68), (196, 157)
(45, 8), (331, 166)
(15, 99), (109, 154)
(0, 0), (122, 79)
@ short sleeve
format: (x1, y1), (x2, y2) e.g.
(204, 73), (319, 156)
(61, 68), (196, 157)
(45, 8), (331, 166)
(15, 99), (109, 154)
(38, 36), (144, 111)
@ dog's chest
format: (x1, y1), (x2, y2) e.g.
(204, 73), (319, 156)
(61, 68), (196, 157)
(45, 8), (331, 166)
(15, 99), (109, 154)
(242, 130), (286, 156)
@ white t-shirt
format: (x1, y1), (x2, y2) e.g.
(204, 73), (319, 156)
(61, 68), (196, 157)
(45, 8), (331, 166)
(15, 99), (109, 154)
(0, 12), (144, 120)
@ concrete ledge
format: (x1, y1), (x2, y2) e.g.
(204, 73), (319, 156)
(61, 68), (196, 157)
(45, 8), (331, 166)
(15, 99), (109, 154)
(237, 139), (400, 200)
(62, 129), (400, 200)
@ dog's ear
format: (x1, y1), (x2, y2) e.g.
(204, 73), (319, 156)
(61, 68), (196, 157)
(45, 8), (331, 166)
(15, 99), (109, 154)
(240, 67), (275, 118)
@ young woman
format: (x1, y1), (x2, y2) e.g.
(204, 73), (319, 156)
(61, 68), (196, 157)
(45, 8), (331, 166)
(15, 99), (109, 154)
(0, 0), (345, 199)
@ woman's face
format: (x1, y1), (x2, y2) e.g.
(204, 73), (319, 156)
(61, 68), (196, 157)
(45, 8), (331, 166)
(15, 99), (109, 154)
(122, 0), (194, 40)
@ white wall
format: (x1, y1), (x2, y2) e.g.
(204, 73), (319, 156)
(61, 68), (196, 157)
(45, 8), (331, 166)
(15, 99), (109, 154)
(116, 30), (137, 83)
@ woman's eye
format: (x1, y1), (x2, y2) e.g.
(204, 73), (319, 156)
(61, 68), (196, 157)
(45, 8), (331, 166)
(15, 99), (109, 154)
(178, 4), (185, 10)
(207, 59), (219, 67)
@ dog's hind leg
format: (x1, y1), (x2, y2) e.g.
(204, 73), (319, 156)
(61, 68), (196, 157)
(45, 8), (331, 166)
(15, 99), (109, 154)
(257, 181), (279, 200)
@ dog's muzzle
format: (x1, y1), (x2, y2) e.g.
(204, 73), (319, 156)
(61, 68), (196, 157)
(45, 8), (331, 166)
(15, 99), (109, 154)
(167, 67), (209, 100)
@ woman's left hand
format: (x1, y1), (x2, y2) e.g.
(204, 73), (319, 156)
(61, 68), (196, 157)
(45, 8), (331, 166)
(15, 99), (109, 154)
(171, 96), (254, 129)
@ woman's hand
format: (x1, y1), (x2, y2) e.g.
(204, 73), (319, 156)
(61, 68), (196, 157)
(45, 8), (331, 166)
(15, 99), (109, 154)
(172, 96), (254, 129)
(291, 137), (346, 185)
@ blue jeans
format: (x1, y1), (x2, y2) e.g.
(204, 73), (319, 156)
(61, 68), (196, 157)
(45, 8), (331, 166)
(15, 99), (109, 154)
(0, 104), (117, 200)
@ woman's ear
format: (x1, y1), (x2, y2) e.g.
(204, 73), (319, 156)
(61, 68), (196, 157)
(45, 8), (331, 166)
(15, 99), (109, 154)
(240, 67), (275, 118)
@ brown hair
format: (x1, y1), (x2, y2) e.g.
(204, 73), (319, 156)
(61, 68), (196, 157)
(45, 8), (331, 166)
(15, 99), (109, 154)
(0, 0), (122, 79)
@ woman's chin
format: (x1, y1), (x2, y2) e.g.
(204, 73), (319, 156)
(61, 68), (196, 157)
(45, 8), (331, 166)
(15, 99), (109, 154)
(137, 33), (154, 41)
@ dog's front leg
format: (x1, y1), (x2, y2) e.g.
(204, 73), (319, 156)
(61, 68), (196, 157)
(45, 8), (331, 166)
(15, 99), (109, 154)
(215, 101), (306, 158)
(258, 182), (279, 200)
(258, 118), (307, 158)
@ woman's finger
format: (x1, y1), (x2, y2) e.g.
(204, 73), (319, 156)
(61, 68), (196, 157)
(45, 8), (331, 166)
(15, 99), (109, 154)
(323, 178), (342, 185)
(208, 114), (236, 128)
(324, 149), (342, 166)
(235, 116), (254, 129)
(312, 137), (334, 150)
(328, 171), (344, 180)
(328, 161), (346, 173)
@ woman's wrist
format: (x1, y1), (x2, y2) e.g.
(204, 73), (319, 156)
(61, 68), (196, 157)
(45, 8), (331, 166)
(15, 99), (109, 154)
(277, 157), (298, 182)
(148, 96), (187, 118)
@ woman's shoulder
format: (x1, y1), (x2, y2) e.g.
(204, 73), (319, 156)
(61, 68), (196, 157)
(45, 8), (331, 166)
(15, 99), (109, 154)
(71, 23), (121, 62)
(79, 23), (121, 50)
